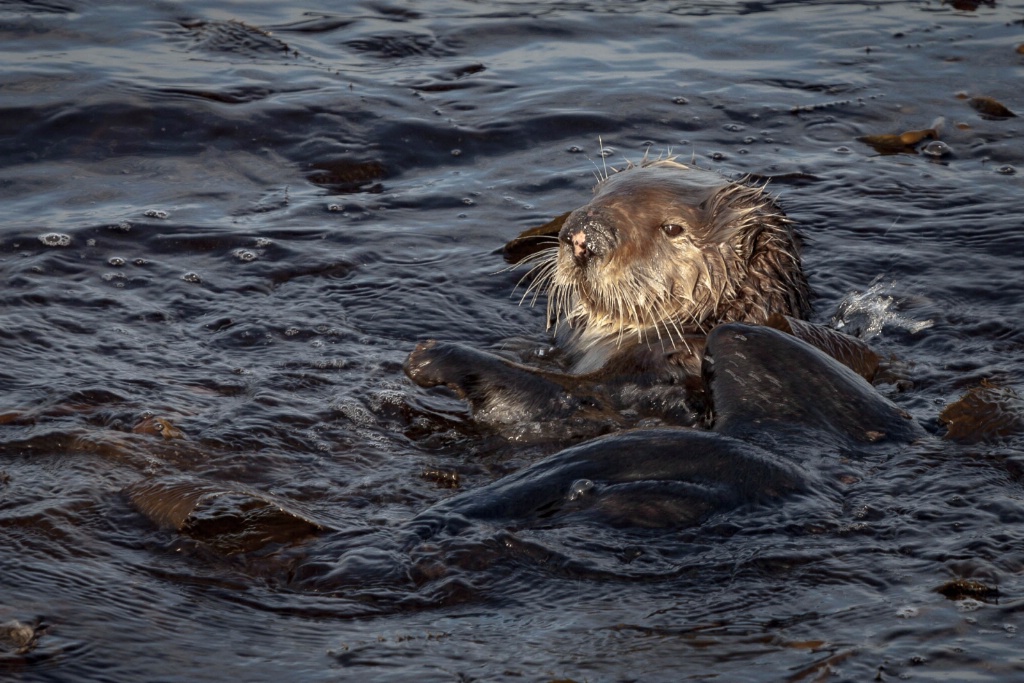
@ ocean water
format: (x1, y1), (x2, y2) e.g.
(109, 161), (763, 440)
(1, 0), (1023, 680)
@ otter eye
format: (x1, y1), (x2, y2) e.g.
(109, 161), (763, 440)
(661, 223), (684, 237)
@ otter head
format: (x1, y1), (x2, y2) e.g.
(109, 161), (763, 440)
(526, 159), (810, 373)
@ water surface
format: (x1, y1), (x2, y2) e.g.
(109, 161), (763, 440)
(1, 0), (1023, 681)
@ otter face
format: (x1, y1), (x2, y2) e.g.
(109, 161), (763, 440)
(555, 164), (729, 336)
(519, 159), (809, 371)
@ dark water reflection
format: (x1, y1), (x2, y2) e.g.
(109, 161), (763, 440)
(2, 0), (1023, 680)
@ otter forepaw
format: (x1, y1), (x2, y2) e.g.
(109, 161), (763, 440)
(403, 341), (575, 424)
(404, 340), (456, 391)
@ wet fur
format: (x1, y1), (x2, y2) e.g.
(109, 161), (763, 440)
(406, 158), (817, 435)
(517, 159), (810, 374)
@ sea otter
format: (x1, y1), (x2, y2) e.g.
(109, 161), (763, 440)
(405, 159), (873, 438)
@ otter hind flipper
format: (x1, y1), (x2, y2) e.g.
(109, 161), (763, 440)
(705, 323), (922, 449)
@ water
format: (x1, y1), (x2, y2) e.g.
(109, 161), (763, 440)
(1, 0), (1023, 680)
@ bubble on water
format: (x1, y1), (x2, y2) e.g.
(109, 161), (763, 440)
(233, 249), (258, 262)
(182, 272), (202, 284)
(450, 148), (462, 157)
(108, 257), (126, 267)
(957, 598), (983, 612)
(327, 203), (344, 212)
(567, 145), (584, 153)
(86, 238), (96, 247)
(133, 258), (149, 266)
(110, 221), (131, 232)
(1004, 623), (1017, 635)
(144, 209), (169, 219)
(723, 123), (744, 132)
(369, 388), (405, 412)
(284, 327), (300, 336)
(921, 140), (951, 158)
(461, 198), (474, 206)
(337, 401), (375, 427)
(567, 478), (595, 502)
(672, 96), (689, 105)
(254, 237), (272, 248)
(311, 358), (350, 370)
(895, 606), (919, 618)
(996, 165), (1016, 175)
(38, 232), (71, 247)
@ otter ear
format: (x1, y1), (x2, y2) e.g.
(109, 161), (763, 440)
(703, 184), (767, 257)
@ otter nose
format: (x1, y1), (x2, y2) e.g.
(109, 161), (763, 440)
(560, 208), (616, 267)
(568, 228), (593, 266)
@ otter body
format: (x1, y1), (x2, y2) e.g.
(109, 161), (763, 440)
(405, 159), (867, 438)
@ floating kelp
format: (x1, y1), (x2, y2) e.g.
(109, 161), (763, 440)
(967, 96), (1017, 119)
(939, 381), (1024, 443)
(126, 478), (329, 555)
(858, 126), (939, 154)
(935, 578), (999, 603)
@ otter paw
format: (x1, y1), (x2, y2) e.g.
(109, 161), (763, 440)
(403, 340), (479, 396)
(404, 339), (443, 387)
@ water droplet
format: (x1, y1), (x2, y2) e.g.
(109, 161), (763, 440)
(144, 209), (169, 219)
(182, 272), (202, 283)
(108, 257), (126, 267)
(567, 479), (595, 502)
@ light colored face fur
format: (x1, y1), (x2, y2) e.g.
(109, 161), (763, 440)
(519, 159), (809, 372)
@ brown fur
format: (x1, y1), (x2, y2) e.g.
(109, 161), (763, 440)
(517, 159), (811, 375)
